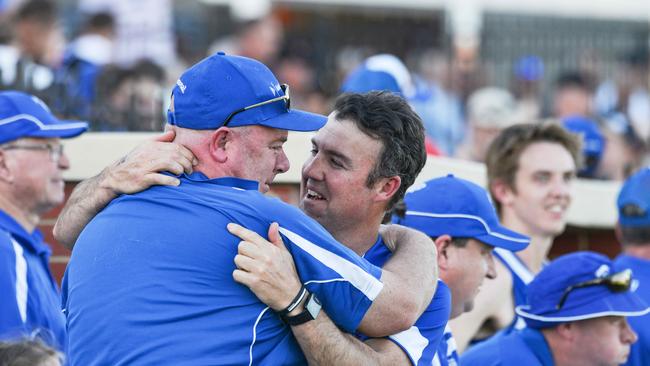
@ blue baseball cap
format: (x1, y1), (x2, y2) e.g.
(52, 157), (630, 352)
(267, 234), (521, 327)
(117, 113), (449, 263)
(391, 174), (529, 251)
(0, 91), (88, 144)
(516, 252), (649, 329)
(562, 115), (605, 177)
(514, 55), (544, 82)
(618, 167), (650, 227)
(167, 52), (326, 132)
(341, 54), (416, 99)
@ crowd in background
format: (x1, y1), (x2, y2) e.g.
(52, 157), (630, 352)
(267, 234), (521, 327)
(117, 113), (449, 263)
(0, 0), (648, 180)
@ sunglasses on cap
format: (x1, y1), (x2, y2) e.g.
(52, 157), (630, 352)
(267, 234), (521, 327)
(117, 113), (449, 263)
(556, 269), (633, 310)
(223, 84), (290, 127)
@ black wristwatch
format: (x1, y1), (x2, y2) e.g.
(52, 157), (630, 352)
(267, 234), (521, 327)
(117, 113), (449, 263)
(280, 292), (322, 326)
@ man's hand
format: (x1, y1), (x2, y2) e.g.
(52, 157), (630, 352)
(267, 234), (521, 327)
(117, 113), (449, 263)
(229, 222), (303, 311)
(99, 130), (198, 194)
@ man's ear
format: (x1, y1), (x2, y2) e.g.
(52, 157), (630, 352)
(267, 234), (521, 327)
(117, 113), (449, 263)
(555, 322), (576, 341)
(435, 235), (453, 271)
(208, 127), (233, 164)
(0, 150), (14, 184)
(373, 175), (401, 204)
(491, 179), (515, 208)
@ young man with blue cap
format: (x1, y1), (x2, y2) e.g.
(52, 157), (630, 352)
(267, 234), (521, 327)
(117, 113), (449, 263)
(0, 91), (87, 350)
(392, 174), (529, 366)
(461, 251), (648, 366)
(61, 53), (436, 365)
(614, 167), (650, 366)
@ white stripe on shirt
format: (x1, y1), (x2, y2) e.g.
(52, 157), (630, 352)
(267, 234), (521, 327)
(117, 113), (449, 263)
(11, 238), (28, 323)
(279, 227), (384, 300)
(389, 325), (429, 364)
(494, 248), (534, 284)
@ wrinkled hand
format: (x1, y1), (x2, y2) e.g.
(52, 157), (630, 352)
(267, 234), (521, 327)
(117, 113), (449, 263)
(229, 222), (303, 311)
(101, 130), (197, 195)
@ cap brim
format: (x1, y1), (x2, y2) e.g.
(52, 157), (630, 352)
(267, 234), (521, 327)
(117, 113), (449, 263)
(516, 291), (650, 328)
(28, 120), (89, 139)
(475, 224), (530, 252)
(257, 109), (327, 132)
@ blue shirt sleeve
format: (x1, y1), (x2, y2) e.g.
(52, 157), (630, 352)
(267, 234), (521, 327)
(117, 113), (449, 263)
(0, 235), (26, 339)
(385, 281), (451, 366)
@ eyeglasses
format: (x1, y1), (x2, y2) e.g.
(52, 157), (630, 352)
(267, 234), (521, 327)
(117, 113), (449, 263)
(2, 143), (65, 162)
(223, 84), (291, 127)
(556, 269), (633, 310)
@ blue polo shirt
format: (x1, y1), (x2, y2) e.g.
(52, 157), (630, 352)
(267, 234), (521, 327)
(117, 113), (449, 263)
(0, 209), (65, 350)
(460, 327), (553, 366)
(493, 248), (534, 332)
(433, 325), (459, 366)
(63, 173), (384, 365)
(361, 237), (451, 366)
(615, 254), (650, 366)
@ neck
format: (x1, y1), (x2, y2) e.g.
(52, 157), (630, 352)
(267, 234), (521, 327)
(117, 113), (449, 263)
(501, 210), (555, 274)
(624, 245), (650, 260)
(326, 210), (385, 256)
(0, 195), (39, 233)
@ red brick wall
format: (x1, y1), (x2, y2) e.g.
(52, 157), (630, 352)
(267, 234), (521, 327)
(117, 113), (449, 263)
(42, 182), (623, 285)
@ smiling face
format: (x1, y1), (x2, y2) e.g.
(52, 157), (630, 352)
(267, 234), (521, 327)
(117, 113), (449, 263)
(229, 126), (289, 193)
(299, 113), (385, 234)
(499, 142), (576, 237)
(1, 137), (69, 215)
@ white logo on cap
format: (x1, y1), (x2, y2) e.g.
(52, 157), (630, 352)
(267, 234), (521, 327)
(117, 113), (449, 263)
(595, 264), (610, 278)
(177, 79), (187, 94)
(30, 96), (51, 113)
(406, 182), (427, 194)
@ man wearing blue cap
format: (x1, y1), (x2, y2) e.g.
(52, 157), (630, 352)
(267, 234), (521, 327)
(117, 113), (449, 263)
(461, 251), (648, 366)
(391, 175), (529, 366)
(614, 167), (650, 366)
(61, 53), (435, 365)
(0, 91), (87, 350)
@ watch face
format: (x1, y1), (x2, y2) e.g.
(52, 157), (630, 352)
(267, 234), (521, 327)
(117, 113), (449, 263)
(306, 294), (322, 318)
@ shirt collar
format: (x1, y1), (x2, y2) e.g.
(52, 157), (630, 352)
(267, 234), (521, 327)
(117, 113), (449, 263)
(182, 172), (260, 191)
(519, 328), (554, 366)
(0, 209), (49, 255)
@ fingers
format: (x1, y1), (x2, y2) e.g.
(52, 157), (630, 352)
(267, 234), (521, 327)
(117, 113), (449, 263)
(234, 253), (256, 271)
(143, 173), (180, 187)
(233, 268), (255, 286)
(227, 223), (269, 247)
(267, 222), (284, 248)
(237, 241), (257, 258)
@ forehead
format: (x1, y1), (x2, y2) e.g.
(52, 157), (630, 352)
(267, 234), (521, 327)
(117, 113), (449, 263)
(517, 141), (576, 174)
(248, 125), (288, 141)
(9, 137), (60, 145)
(313, 113), (382, 159)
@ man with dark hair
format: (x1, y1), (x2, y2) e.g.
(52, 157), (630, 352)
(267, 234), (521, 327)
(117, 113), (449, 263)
(553, 71), (593, 119)
(13, 0), (56, 65)
(614, 167), (650, 366)
(227, 90), (445, 365)
(59, 53), (435, 365)
(450, 122), (581, 351)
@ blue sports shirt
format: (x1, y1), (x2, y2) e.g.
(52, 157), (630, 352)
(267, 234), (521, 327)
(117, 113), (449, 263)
(460, 327), (553, 366)
(493, 248), (534, 332)
(63, 173), (384, 365)
(361, 237), (451, 366)
(0, 209), (66, 350)
(433, 325), (459, 366)
(615, 254), (650, 366)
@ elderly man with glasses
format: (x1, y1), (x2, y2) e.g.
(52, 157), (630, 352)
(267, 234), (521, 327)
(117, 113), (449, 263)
(461, 251), (649, 366)
(0, 91), (87, 351)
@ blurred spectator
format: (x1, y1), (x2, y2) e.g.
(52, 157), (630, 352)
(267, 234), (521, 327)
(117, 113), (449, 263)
(0, 339), (62, 366)
(553, 71), (593, 119)
(511, 55), (544, 122)
(0, 0), (57, 94)
(455, 87), (518, 162)
(53, 11), (115, 119)
(78, 0), (176, 68)
(595, 50), (650, 144)
(562, 115), (606, 178)
(91, 60), (165, 131)
(411, 49), (465, 156)
(276, 56), (327, 115)
(209, 15), (283, 67)
(598, 117), (647, 181)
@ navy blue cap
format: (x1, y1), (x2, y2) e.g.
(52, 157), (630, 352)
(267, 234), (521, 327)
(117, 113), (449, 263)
(562, 115), (605, 177)
(0, 91), (88, 144)
(167, 52), (326, 132)
(516, 252), (649, 328)
(340, 54), (416, 98)
(392, 174), (529, 251)
(618, 167), (650, 227)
